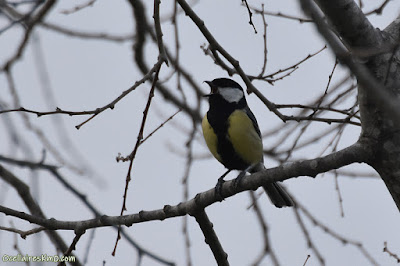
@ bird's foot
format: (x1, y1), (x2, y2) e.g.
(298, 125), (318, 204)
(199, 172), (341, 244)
(233, 170), (246, 190)
(214, 177), (226, 201)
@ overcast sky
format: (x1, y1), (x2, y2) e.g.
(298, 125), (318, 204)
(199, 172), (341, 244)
(1, 1), (400, 265)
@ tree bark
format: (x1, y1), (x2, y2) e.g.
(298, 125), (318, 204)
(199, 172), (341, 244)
(316, 0), (400, 211)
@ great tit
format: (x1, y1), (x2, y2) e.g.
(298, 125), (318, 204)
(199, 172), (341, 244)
(202, 78), (293, 208)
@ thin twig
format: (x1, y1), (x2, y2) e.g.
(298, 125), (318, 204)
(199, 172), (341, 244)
(249, 192), (280, 266)
(303, 255), (311, 266)
(0, 61), (166, 130)
(308, 58), (339, 118)
(181, 115), (198, 266)
(282, 115), (360, 126)
(284, 123), (309, 162)
(1, 0), (57, 71)
(4, 68), (85, 175)
(251, 6), (312, 23)
(182, 140), (194, 265)
(383, 241), (400, 263)
(176, 0), (286, 121)
(331, 126), (346, 217)
(112, 62), (163, 256)
(10, 222), (29, 266)
(241, 0), (257, 33)
(275, 104), (360, 120)
(140, 109), (181, 145)
(0, 163), (82, 266)
(113, 0), (169, 254)
(41, 22), (134, 42)
(0, 155), (174, 265)
(258, 4), (268, 77)
(364, 0), (392, 15)
(300, 0), (400, 122)
(257, 46), (327, 80)
(83, 229), (96, 264)
(58, 230), (86, 266)
(60, 0), (97, 15)
(293, 207), (325, 265)
(0, 225), (46, 239)
(333, 170), (345, 217)
(295, 197), (379, 266)
(171, 0), (187, 103)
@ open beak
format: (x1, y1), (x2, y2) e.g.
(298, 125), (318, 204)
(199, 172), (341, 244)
(204, 80), (213, 86)
(203, 80), (216, 97)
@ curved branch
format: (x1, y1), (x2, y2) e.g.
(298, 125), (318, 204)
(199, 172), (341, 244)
(127, 0), (202, 122)
(176, 0), (286, 121)
(301, 0), (400, 211)
(1, 0), (57, 71)
(0, 155), (175, 266)
(0, 59), (165, 130)
(0, 141), (372, 231)
(315, 0), (382, 48)
(300, 0), (400, 123)
(40, 22), (135, 42)
(0, 163), (82, 266)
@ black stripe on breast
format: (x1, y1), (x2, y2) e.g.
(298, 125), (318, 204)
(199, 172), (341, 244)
(206, 95), (250, 170)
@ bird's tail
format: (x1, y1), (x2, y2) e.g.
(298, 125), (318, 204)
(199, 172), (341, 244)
(250, 163), (294, 208)
(262, 183), (294, 208)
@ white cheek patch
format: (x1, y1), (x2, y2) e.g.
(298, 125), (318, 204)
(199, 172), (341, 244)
(218, 87), (244, 103)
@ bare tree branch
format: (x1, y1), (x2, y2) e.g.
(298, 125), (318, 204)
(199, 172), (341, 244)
(0, 142), (372, 231)
(192, 210), (229, 266)
(383, 241), (400, 263)
(41, 22), (134, 42)
(315, 0), (382, 47)
(1, 0), (57, 71)
(0, 163), (82, 266)
(0, 225), (47, 239)
(0, 156), (175, 265)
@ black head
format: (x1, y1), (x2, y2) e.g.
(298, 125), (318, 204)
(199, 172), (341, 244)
(204, 78), (245, 104)
(207, 78), (243, 90)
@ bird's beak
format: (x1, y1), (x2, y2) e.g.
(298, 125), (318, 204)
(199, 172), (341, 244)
(203, 80), (216, 97)
(204, 80), (213, 86)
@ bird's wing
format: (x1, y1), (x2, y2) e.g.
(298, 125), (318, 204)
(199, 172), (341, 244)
(244, 106), (262, 139)
(243, 106), (264, 165)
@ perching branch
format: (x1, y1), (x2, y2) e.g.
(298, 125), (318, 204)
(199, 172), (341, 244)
(0, 154), (175, 266)
(0, 141), (372, 232)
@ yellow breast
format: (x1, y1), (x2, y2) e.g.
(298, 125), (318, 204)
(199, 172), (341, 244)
(227, 110), (263, 165)
(202, 115), (222, 162)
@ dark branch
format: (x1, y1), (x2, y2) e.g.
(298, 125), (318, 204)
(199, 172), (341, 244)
(192, 210), (229, 266)
(0, 142), (372, 231)
(315, 0), (382, 48)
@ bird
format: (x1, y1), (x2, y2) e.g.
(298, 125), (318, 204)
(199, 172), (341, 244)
(201, 78), (293, 208)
